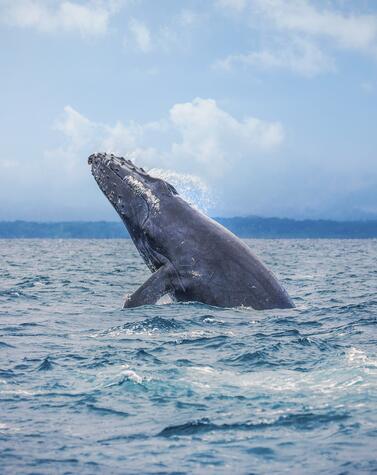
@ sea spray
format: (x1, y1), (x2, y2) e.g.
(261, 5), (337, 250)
(149, 168), (215, 214)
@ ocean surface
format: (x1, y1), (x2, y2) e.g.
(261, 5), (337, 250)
(0, 239), (376, 474)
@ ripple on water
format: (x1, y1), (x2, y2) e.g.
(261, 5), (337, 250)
(0, 238), (376, 474)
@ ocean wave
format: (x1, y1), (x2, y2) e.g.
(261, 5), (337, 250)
(0, 289), (38, 300)
(0, 341), (15, 348)
(94, 316), (184, 337)
(36, 357), (54, 371)
(1, 238), (377, 474)
(158, 411), (350, 437)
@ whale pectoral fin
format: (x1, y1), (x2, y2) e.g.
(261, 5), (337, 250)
(123, 265), (172, 309)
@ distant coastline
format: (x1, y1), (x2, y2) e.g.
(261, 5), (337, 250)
(1, 218), (377, 239)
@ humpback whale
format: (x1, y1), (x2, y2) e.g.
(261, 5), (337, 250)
(89, 153), (294, 310)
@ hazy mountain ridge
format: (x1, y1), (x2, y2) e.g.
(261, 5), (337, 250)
(1, 218), (377, 239)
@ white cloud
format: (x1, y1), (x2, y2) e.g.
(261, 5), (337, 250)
(49, 106), (99, 173)
(55, 105), (96, 147)
(216, 36), (334, 76)
(169, 98), (284, 175)
(48, 98), (284, 211)
(252, 0), (377, 55)
(48, 105), (161, 173)
(51, 99), (284, 173)
(215, 0), (377, 76)
(128, 17), (151, 52)
(0, 0), (122, 37)
(216, 0), (246, 12)
(124, 9), (203, 54)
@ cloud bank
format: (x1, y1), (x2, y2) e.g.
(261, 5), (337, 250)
(50, 97), (284, 177)
(0, 0), (122, 37)
(1, 1), (376, 220)
(44, 98), (284, 215)
(216, 0), (377, 76)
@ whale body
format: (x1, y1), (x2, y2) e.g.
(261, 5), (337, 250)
(89, 153), (294, 310)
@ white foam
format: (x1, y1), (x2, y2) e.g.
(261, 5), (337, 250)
(347, 347), (377, 367)
(121, 369), (143, 384)
(185, 353), (377, 399)
(156, 293), (174, 305)
(99, 364), (146, 387)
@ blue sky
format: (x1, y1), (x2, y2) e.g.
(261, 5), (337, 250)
(1, 0), (377, 220)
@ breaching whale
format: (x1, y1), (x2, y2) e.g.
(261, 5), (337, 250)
(89, 153), (294, 310)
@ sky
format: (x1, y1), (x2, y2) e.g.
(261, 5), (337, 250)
(1, 0), (377, 221)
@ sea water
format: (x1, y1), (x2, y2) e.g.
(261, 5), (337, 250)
(0, 239), (376, 474)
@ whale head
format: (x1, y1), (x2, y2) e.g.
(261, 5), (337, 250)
(88, 152), (178, 232)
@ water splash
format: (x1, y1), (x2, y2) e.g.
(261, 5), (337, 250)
(149, 168), (215, 214)
(104, 151), (216, 214)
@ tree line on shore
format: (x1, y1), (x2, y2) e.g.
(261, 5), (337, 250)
(1, 218), (376, 239)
